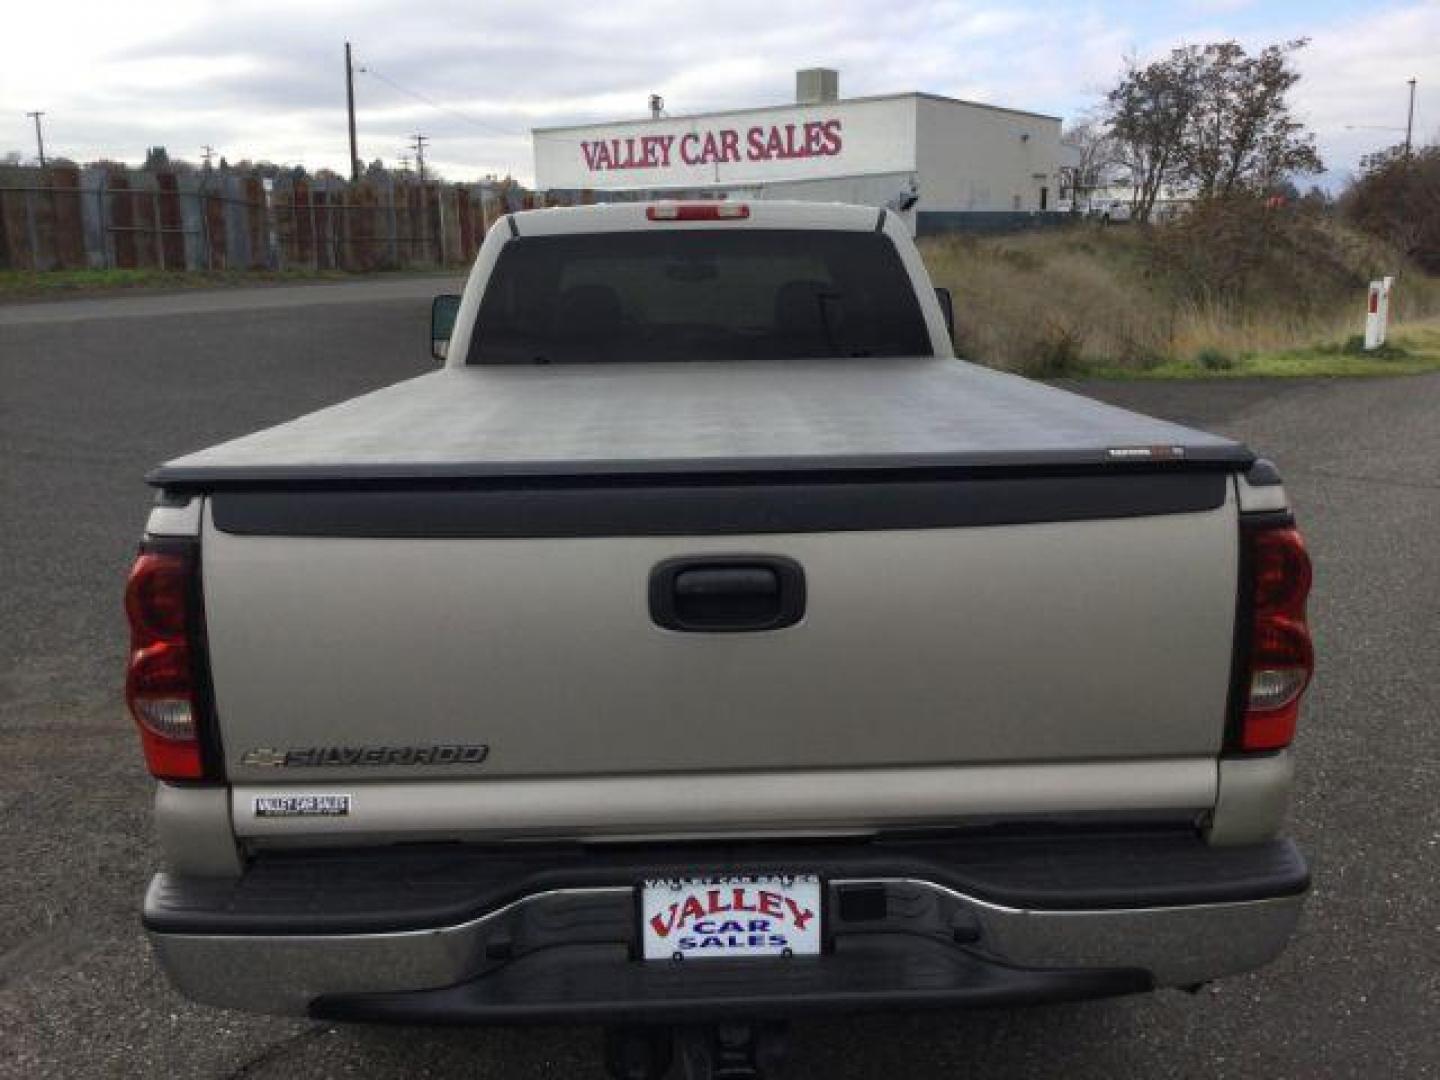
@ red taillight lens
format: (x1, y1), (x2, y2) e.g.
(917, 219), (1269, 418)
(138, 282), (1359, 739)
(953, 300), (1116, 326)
(125, 552), (190, 640)
(1252, 528), (1312, 612)
(1239, 524), (1314, 751)
(646, 202), (750, 221)
(124, 546), (206, 780)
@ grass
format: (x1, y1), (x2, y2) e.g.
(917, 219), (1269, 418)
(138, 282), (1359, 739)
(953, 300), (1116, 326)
(1087, 319), (1440, 379)
(919, 218), (1440, 380)
(0, 266), (452, 300)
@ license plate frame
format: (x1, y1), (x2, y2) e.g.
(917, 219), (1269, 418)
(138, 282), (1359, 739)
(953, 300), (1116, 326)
(638, 874), (823, 962)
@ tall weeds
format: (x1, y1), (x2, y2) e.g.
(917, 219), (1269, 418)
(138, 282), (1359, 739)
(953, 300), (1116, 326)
(920, 207), (1440, 375)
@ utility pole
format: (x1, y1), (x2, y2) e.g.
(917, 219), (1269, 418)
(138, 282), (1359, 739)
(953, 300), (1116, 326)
(344, 42), (360, 182)
(201, 144), (215, 169)
(25, 111), (46, 166)
(410, 133), (431, 259)
(1405, 78), (1417, 159)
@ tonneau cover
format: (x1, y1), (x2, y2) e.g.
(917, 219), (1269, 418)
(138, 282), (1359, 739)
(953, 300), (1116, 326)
(150, 358), (1250, 488)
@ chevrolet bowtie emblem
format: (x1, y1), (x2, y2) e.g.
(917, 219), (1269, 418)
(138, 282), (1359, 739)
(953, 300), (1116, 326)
(239, 747), (288, 768)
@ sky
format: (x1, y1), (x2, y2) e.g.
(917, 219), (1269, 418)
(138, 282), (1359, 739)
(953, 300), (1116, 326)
(2, 0), (1436, 188)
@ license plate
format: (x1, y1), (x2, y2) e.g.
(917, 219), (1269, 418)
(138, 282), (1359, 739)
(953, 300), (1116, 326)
(639, 874), (822, 961)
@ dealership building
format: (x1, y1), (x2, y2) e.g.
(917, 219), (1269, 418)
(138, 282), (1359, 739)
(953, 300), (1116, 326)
(532, 69), (1063, 233)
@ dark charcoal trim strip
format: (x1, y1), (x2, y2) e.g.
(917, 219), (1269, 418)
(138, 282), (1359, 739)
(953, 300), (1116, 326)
(308, 939), (1150, 1026)
(1244, 458), (1284, 487)
(211, 472), (1226, 538)
(149, 443), (1255, 492)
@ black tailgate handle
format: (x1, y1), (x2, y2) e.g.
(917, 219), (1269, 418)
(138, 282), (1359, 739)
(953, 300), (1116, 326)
(649, 557), (805, 633)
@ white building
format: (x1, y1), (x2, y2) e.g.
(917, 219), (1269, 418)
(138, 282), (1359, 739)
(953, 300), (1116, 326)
(532, 70), (1062, 234)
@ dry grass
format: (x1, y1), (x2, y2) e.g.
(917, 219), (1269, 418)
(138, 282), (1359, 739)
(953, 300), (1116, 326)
(920, 219), (1440, 376)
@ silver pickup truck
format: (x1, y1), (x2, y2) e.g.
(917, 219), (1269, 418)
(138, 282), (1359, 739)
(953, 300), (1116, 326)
(128, 201), (1313, 1077)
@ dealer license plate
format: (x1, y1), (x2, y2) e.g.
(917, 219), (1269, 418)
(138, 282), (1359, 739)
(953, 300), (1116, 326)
(639, 874), (822, 961)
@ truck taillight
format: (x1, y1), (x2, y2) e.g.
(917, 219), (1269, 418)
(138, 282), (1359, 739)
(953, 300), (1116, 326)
(1238, 523), (1314, 751)
(124, 542), (213, 780)
(646, 202), (750, 221)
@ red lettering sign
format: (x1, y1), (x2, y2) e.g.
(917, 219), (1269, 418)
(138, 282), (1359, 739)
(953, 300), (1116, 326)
(647, 885), (817, 938)
(579, 120), (842, 172)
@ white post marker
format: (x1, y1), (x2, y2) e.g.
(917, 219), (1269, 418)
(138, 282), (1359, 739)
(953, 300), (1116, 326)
(1364, 278), (1393, 351)
(1379, 275), (1394, 346)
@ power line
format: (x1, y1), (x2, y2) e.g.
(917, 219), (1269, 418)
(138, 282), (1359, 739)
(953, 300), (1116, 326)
(361, 64), (525, 140)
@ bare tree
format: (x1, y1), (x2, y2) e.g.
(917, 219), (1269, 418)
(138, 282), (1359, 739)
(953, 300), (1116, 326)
(1105, 46), (1204, 222)
(1061, 117), (1122, 212)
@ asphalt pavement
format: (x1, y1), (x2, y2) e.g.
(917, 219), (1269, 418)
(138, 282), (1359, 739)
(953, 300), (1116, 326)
(1, 281), (1436, 1078)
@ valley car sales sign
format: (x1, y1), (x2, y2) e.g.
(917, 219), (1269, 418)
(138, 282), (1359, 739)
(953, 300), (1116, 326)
(580, 119), (842, 173)
(533, 98), (916, 191)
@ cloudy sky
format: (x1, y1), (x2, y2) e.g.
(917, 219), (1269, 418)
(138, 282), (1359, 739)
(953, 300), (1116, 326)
(2, 0), (1435, 187)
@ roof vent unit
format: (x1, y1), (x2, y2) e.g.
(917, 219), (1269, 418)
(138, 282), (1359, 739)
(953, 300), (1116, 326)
(796, 68), (839, 105)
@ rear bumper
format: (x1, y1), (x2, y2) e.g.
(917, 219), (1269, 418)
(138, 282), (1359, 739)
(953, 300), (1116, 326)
(145, 833), (1308, 1021)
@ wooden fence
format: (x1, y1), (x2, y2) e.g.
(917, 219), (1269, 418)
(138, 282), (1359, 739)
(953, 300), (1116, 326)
(0, 165), (573, 272)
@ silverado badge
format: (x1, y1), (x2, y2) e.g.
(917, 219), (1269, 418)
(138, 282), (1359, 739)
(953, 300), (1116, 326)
(240, 744), (490, 768)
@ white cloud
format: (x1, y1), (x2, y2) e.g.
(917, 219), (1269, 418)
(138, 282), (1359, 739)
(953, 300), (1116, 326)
(1184, 0), (1257, 13)
(1291, 4), (1438, 182)
(0, 0), (1433, 186)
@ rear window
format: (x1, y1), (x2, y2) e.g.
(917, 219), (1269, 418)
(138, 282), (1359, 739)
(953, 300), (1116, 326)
(466, 229), (933, 364)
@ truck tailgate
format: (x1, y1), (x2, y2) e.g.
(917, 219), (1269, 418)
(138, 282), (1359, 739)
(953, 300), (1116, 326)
(201, 474), (1238, 783)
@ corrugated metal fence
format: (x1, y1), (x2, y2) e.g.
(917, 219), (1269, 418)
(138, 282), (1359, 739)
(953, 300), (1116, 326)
(0, 165), (578, 272)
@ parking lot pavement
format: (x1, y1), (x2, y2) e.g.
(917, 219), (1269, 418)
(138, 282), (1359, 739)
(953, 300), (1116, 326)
(2, 283), (1436, 1078)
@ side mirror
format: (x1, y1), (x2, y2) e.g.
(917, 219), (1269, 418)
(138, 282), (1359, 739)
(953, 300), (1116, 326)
(431, 294), (462, 361)
(934, 287), (956, 345)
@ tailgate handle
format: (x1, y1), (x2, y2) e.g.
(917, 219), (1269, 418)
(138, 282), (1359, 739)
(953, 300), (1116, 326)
(650, 557), (805, 632)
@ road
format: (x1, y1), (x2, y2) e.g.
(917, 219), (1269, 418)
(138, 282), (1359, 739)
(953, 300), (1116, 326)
(1, 281), (1436, 1078)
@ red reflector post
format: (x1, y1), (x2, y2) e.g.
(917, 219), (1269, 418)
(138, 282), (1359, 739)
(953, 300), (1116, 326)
(646, 202), (750, 221)
(1240, 525), (1314, 751)
(124, 546), (206, 780)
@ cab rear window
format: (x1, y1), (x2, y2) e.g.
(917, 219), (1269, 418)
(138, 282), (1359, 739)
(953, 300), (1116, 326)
(466, 229), (932, 364)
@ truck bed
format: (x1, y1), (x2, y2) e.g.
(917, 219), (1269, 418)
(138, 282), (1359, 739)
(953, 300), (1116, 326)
(150, 358), (1251, 488)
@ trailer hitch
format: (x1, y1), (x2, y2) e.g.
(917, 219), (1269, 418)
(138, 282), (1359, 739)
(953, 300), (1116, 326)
(604, 1022), (789, 1079)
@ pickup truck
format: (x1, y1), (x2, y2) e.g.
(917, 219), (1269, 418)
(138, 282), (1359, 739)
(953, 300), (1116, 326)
(129, 200), (1313, 1078)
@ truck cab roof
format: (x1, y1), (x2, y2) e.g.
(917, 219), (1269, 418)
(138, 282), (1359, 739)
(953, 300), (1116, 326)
(508, 200), (886, 236)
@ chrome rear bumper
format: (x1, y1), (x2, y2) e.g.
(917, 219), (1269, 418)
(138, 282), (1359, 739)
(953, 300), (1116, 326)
(145, 836), (1308, 1019)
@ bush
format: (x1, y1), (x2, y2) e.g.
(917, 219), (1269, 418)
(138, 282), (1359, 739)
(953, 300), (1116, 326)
(1148, 196), (1377, 315)
(1343, 145), (1440, 273)
(1021, 324), (1086, 377)
(1194, 347), (1234, 370)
